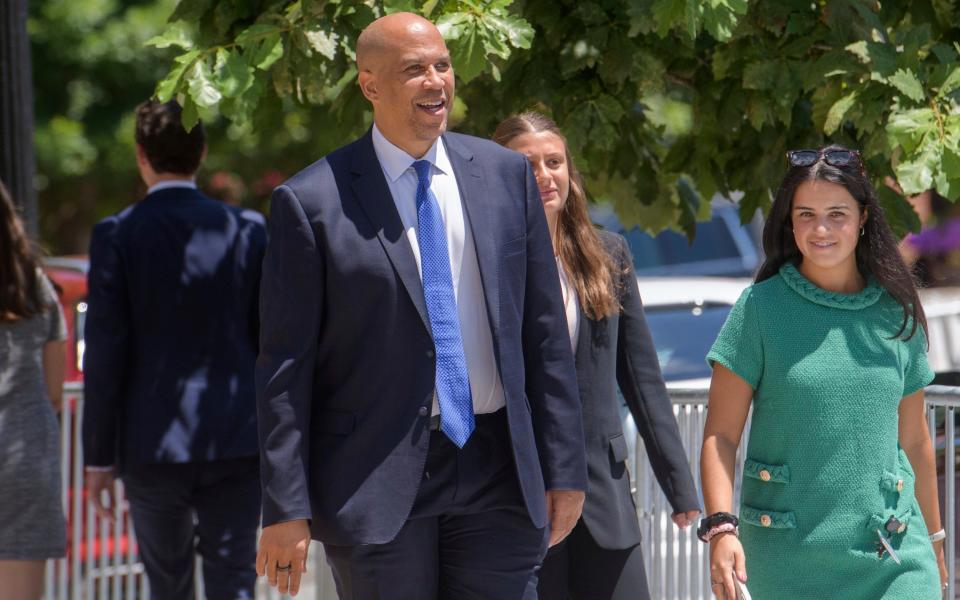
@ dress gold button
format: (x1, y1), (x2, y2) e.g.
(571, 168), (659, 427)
(760, 514), (772, 527)
(896, 479), (904, 492)
(759, 469), (771, 482)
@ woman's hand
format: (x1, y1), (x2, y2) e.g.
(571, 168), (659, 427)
(709, 532), (747, 599)
(672, 509), (701, 529)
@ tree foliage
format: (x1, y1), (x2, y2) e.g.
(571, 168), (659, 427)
(79, 1), (960, 238)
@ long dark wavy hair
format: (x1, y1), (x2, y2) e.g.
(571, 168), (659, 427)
(0, 179), (46, 322)
(756, 145), (926, 340)
(492, 111), (618, 319)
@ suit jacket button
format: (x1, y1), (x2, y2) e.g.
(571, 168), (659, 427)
(426, 349), (435, 358)
(759, 514), (772, 527)
(418, 406), (429, 416)
(759, 469), (771, 482)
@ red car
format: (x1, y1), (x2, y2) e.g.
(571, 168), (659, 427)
(44, 256), (88, 384)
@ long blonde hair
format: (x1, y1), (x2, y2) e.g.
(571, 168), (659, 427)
(492, 112), (618, 320)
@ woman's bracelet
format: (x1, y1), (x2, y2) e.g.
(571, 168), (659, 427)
(929, 528), (946, 543)
(702, 522), (738, 543)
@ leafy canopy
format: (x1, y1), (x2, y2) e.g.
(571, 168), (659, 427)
(151, 0), (960, 237)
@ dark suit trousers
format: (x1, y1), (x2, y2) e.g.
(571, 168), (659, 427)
(538, 520), (651, 600)
(122, 457), (261, 600)
(324, 410), (548, 600)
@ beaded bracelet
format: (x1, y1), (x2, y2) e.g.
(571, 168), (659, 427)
(702, 522), (738, 543)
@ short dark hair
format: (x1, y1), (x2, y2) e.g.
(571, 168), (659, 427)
(134, 100), (206, 175)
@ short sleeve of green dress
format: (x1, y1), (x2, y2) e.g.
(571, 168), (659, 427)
(706, 264), (940, 600)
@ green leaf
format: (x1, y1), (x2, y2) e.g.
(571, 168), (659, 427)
(236, 24), (284, 48)
(886, 108), (937, 153)
(887, 68), (926, 103)
(169, 0), (214, 23)
(250, 34), (283, 71)
(179, 93), (201, 131)
(702, 0), (747, 42)
(876, 185), (921, 238)
(187, 57), (222, 107)
(156, 50), (201, 102)
(937, 148), (960, 200)
(219, 50), (254, 98)
(938, 66), (960, 99)
(447, 21), (487, 83)
(145, 23), (194, 50)
(742, 60), (779, 90)
(895, 143), (940, 195)
(824, 91), (858, 135)
(651, 0), (686, 37)
(484, 13), (534, 50)
(846, 40), (897, 76)
(303, 27), (338, 60)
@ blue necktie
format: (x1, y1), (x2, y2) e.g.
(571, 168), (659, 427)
(412, 159), (475, 448)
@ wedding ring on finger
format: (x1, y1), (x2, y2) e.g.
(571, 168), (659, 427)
(276, 562), (292, 572)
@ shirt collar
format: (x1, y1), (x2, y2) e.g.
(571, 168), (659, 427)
(371, 124), (451, 182)
(147, 179), (197, 195)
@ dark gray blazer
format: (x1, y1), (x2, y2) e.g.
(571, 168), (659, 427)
(255, 129), (587, 546)
(575, 230), (700, 549)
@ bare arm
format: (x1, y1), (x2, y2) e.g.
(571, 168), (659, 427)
(701, 363), (753, 598)
(42, 340), (66, 413)
(701, 364), (753, 515)
(899, 390), (947, 588)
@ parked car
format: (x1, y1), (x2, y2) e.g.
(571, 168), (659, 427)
(43, 256), (88, 383)
(590, 198), (764, 278)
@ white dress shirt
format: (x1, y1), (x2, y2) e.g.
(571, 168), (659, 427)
(146, 179), (197, 195)
(371, 125), (506, 416)
(556, 258), (581, 352)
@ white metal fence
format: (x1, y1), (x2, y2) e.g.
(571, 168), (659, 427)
(44, 384), (960, 599)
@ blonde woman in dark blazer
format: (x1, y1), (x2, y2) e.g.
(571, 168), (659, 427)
(494, 112), (700, 600)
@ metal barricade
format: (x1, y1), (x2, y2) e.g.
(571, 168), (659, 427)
(635, 386), (960, 600)
(45, 384), (959, 599)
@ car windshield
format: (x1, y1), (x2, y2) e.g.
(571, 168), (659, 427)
(625, 219), (740, 270)
(645, 304), (732, 381)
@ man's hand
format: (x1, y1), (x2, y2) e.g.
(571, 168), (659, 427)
(672, 509), (701, 529)
(85, 468), (116, 521)
(257, 519), (311, 597)
(545, 490), (585, 547)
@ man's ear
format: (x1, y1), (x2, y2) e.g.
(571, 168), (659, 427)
(358, 70), (378, 102)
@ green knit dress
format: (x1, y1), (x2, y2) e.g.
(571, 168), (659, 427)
(707, 263), (940, 599)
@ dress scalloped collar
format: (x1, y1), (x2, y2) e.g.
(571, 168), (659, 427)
(778, 262), (883, 310)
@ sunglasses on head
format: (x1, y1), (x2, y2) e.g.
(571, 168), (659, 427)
(786, 148), (862, 169)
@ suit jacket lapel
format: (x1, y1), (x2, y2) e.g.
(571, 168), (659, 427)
(350, 130), (431, 333)
(444, 134), (501, 347)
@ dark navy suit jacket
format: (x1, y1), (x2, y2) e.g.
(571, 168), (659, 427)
(255, 130), (588, 546)
(83, 187), (267, 470)
(575, 231), (700, 550)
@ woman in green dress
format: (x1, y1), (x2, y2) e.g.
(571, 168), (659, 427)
(700, 146), (948, 599)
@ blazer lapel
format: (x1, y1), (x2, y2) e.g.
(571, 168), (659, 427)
(350, 130), (431, 334)
(573, 306), (592, 398)
(444, 134), (501, 348)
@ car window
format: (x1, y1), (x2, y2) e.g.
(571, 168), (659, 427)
(624, 217), (741, 271)
(645, 304), (731, 381)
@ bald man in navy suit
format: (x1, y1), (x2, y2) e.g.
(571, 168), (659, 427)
(254, 13), (587, 599)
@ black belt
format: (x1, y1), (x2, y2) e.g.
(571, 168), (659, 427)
(428, 409), (505, 431)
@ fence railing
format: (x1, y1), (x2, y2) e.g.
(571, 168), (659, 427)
(44, 384), (960, 599)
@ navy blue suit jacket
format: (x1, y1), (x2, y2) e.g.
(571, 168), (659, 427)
(256, 130), (587, 545)
(83, 187), (267, 470)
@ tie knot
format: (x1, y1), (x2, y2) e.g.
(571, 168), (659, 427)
(412, 160), (432, 186)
